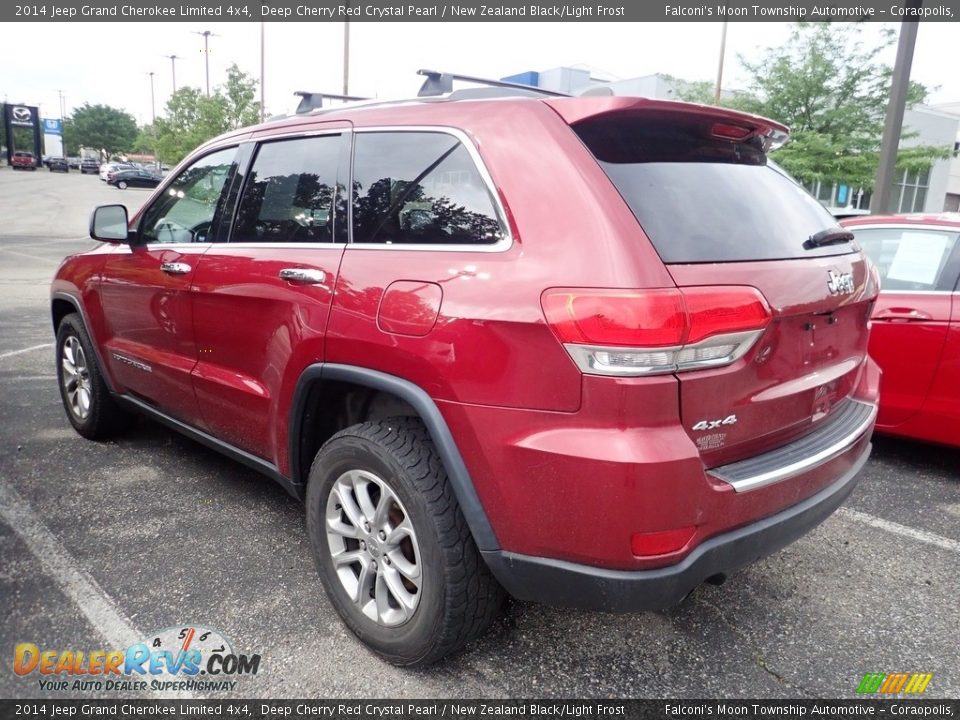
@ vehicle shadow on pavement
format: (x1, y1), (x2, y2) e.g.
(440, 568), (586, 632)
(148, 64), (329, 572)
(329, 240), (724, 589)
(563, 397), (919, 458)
(870, 435), (960, 478)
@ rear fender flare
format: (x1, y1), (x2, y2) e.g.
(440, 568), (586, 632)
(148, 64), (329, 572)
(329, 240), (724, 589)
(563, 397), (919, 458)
(289, 363), (500, 552)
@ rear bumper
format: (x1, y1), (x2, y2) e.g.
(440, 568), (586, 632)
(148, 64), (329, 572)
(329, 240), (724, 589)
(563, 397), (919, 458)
(482, 438), (870, 612)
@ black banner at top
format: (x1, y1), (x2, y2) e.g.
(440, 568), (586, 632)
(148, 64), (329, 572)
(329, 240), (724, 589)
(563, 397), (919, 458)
(1, 699), (959, 719)
(5, 0), (960, 22)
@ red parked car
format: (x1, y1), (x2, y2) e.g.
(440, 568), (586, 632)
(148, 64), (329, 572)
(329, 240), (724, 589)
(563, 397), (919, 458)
(842, 213), (960, 447)
(11, 150), (37, 170)
(51, 77), (880, 665)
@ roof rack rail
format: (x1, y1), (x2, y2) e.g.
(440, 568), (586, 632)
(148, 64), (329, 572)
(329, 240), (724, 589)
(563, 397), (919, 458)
(416, 69), (569, 98)
(294, 91), (371, 114)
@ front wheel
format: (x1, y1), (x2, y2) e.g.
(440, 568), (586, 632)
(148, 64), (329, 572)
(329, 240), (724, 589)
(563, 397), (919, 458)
(306, 418), (503, 666)
(117, 180), (128, 189)
(55, 314), (129, 439)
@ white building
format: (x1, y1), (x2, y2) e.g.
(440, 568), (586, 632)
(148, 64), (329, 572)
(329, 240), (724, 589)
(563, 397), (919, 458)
(931, 102), (960, 212)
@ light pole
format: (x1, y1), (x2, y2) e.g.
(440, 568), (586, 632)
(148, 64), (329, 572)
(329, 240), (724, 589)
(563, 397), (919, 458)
(343, 20), (350, 96)
(146, 71), (158, 167)
(147, 72), (156, 124)
(57, 89), (65, 119)
(260, 22), (266, 122)
(165, 54), (180, 93)
(714, 21), (728, 104)
(872, 7), (921, 214)
(194, 30), (218, 96)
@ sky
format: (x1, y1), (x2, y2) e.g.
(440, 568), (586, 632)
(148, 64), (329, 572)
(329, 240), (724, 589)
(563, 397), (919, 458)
(4, 21), (960, 125)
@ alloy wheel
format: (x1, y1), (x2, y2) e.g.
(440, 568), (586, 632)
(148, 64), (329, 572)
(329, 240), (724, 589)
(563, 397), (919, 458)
(61, 335), (91, 421)
(325, 469), (422, 627)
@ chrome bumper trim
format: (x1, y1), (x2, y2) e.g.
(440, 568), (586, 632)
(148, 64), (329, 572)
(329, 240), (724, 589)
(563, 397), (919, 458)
(709, 399), (877, 493)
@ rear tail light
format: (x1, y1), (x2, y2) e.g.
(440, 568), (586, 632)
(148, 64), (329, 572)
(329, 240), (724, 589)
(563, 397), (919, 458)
(542, 286), (771, 376)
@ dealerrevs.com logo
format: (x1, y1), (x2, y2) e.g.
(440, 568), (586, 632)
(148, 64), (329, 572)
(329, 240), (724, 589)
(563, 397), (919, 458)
(14, 625), (261, 693)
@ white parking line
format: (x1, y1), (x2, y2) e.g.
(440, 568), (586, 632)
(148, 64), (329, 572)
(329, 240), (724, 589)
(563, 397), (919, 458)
(0, 482), (142, 649)
(0, 483), (196, 699)
(0, 343), (53, 360)
(837, 507), (960, 554)
(0, 247), (64, 264)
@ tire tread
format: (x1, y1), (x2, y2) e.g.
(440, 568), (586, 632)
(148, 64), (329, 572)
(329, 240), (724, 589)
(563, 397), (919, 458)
(308, 417), (503, 665)
(56, 314), (128, 439)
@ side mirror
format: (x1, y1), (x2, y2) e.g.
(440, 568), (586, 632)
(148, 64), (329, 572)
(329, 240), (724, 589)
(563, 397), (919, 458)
(89, 204), (130, 243)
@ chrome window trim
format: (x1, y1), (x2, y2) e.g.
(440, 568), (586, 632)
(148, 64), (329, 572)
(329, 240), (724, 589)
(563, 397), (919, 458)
(248, 127), (349, 142)
(139, 243), (348, 251)
(218, 242), (347, 250)
(138, 243), (211, 251)
(347, 125), (513, 253)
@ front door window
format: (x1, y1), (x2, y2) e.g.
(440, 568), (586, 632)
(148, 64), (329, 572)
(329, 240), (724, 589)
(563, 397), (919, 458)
(138, 147), (238, 244)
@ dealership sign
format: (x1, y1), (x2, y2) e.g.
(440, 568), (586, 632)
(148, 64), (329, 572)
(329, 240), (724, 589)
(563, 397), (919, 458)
(10, 106), (34, 127)
(42, 118), (63, 135)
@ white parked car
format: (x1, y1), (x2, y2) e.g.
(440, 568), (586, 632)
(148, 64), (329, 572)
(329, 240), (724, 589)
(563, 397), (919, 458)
(99, 162), (135, 181)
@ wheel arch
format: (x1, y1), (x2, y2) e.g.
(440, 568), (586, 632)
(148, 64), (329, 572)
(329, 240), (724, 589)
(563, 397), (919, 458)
(290, 363), (500, 552)
(51, 292), (117, 394)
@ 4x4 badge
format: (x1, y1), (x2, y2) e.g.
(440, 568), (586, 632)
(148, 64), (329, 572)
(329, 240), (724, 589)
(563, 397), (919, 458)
(692, 415), (737, 432)
(827, 270), (854, 295)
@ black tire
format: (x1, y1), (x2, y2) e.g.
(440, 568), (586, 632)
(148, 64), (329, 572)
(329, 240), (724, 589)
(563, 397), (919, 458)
(117, 180), (128, 189)
(306, 418), (503, 666)
(55, 314), (129, 439)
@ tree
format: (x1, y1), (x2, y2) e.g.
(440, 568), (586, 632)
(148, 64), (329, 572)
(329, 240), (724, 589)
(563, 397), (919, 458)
(60, 119), (79, 156)
(727, 23), (951, 190)
(131, 124), (157, 155)
(221, 63), (262, 129)
(65, 103), (138, 158)
(153, 65), (262, 164)
(153, 87), (226, 164)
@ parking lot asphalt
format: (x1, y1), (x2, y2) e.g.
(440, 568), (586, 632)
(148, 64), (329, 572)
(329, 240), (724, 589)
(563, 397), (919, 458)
(1, 167), (958, 700)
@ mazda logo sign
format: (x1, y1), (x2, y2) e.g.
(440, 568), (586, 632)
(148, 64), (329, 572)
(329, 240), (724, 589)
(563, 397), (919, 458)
(12, 107), (32, 122)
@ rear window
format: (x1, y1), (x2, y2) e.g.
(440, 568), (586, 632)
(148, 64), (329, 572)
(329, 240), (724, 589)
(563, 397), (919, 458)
(574, 114), (854, 263)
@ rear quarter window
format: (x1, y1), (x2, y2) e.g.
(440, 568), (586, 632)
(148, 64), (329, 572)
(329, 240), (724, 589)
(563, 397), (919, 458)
(350, 131), (505, 246)
(573, 114), (855, 263)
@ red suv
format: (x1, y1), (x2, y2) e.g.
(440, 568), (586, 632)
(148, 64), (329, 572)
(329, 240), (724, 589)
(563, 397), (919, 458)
(51, 80), (880, 665)
(12, 150), (37, 170)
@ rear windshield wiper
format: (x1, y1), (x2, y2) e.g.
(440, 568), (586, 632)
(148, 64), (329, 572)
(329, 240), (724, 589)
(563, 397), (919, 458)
(804, 228), (855, 250)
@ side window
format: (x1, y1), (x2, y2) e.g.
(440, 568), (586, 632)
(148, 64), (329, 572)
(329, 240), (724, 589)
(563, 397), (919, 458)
(351, 132), (505, 246)
(853, 228), (958, 291)
(139, 147), (237, 245)
(231, 135), (341, 244)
